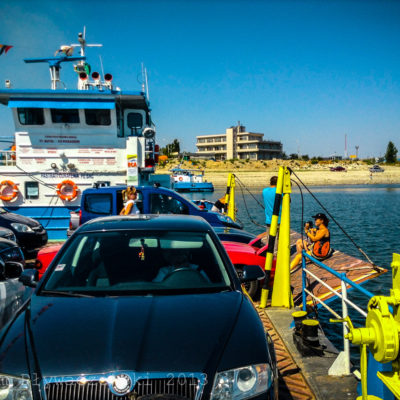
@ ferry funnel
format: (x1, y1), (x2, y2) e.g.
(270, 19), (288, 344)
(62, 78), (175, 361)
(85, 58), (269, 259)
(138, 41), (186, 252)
(104, 73), (113, 82)
(79, 72), (88, 80)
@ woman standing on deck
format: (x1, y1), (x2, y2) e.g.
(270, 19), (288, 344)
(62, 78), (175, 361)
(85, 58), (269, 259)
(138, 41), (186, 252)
(290, 213), (332, 269)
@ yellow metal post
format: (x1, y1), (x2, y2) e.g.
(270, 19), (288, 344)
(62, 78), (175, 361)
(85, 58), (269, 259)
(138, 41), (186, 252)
(224, 173), (236, 222)
(271, 167), (293, 308)
(331, 253), (400, 400)
(259, 167), (284, 309)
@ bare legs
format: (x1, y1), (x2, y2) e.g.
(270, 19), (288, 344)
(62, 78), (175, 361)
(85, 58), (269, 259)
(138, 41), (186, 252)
(290, 239), (309, 269)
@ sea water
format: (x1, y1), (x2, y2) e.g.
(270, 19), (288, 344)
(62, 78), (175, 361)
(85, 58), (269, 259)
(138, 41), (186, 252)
(184, 184), (400, 358)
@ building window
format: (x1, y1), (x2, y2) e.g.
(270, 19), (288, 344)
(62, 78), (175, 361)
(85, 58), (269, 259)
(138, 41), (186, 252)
(85, 109), (111, 126)
(25, 181), (39, 199)
(51, 109), (80, 123)
(207, 138), (214, 143)
(17, 108), (45, 125)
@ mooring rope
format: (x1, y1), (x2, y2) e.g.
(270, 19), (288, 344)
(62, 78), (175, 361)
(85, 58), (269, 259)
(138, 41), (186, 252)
(288, 168), (380, 270)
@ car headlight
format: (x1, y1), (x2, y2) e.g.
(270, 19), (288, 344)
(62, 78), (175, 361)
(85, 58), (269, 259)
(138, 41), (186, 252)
(10, 223), (33, 233)
(0, 374), (32, 400)
(0, 247), (23, 262)
(211, 364), (272, 400)
(217, 214), (234, 224)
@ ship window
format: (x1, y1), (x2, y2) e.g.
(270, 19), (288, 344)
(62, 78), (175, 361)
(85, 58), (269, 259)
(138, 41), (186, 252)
(51, 109), (80, 124)
(17, 108), (44, 125)
(85, 109), (111, 126)
(25, 181), (39, 199)
(127, 112), (143, 134)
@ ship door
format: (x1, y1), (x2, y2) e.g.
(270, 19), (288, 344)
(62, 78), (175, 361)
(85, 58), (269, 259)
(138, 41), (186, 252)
(124, 109), (146, 137)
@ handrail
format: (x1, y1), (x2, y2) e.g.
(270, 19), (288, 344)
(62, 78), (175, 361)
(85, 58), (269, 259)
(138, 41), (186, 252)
(302, 251), (375, 299)
(301, 250), (374, 376)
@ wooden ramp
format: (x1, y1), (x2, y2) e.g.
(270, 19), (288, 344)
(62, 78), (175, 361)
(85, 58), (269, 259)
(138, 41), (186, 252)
(289, 231), (387, 307)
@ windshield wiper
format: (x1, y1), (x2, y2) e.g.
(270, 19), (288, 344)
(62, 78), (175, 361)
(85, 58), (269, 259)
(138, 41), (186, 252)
(39, 290), (95, 298)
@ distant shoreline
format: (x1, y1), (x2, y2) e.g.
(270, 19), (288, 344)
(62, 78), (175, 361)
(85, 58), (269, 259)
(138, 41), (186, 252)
(203, 169), (400, 187)
(156, 161), (400, 187)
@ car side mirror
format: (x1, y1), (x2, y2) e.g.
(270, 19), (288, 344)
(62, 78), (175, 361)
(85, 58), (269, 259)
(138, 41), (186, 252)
(0, 260), (24, 280)
(19, 269), (39, 288)
(239, 264), (265, 283)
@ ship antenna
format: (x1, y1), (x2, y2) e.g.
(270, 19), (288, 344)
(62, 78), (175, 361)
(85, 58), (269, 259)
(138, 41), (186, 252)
(141, 63), (146, 93)
(99, 55), (105, 80)
(145, 67), (149, 100)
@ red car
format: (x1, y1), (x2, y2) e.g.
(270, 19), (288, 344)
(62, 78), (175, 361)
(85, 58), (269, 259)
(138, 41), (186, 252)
(330, 166), (346, 172)
(35, 235), (275, 298)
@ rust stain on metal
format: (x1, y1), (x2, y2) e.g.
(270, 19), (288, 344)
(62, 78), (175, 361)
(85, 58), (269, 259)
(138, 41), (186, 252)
(258, 308), (316, 400)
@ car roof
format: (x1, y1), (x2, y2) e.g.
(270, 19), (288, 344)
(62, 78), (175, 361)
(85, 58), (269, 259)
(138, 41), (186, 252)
(83, 185), (176, 195)
(78, 214), (212, 233)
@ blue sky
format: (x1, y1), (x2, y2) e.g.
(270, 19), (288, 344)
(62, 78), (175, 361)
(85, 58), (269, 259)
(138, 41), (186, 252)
(0, 0), (399, 158)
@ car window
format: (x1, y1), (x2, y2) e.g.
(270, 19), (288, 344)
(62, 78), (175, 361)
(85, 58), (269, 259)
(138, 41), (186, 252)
(84, 193), (112, 215)
(43, 231), (231, 295)
(150, 194), (189, 215)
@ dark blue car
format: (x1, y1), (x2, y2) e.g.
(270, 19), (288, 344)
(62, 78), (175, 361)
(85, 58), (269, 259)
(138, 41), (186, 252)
(7, 215), (278, 400)
(72, 185), (242, 231)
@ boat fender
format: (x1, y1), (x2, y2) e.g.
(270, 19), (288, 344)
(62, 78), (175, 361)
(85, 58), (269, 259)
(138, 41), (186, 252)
(0, 180), (19, 202)
(56, 179), (79, 202)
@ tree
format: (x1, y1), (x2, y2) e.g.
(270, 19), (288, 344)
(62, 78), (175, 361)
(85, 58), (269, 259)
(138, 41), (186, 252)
(289, 153), (298, 160)
(172, 139), (180, 154)
(385, 141), (398, 163)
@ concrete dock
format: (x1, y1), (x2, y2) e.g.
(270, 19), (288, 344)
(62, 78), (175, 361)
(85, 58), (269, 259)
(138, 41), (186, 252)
(258, 306), (358, 399)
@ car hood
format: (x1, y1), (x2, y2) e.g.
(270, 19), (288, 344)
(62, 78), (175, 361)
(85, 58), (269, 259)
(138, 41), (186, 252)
(222, 241), (256, 255)
(1, 212), (40, 227)
(12, 291), (243, 377)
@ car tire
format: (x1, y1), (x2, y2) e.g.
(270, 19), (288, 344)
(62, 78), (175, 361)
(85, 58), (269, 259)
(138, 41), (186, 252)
(245, 280), (259, 298)
(235, 265), (260, 299)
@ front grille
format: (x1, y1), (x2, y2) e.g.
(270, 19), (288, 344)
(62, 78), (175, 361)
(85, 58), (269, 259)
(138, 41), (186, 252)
(45, 378), (199, 400)
(32, 225), (43, 231)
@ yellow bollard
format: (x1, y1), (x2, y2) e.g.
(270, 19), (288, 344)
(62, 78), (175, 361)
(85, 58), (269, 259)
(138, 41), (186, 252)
(271, 167), (293, 308)
(224, 173), (236, 222)
(259, 167), (284, 308)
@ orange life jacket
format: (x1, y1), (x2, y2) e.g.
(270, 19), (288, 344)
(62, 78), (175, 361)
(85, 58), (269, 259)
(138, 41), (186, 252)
(312, 235), (331, 259)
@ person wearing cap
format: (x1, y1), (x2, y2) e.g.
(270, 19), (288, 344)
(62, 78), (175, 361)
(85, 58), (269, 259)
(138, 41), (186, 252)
(211, 196), (227, 213)
(290, 213), (332, 269)
(120, 186), (140, 215)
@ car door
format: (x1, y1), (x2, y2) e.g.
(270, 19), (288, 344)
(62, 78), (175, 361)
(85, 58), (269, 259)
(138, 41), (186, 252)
(149, 193), (189, 215)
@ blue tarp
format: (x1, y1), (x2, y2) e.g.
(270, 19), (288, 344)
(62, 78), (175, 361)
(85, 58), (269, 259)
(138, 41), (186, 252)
(8, 98), (115, 109)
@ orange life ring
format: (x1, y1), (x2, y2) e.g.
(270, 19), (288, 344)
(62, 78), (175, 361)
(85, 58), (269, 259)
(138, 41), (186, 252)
(0, 180), (19, 202)
(179, 176), (183, 181)
(56, 179), (79, 202)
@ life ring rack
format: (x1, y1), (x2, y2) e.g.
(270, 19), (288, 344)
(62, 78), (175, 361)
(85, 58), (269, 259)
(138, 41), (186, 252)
(56, 180), (79, 202)
(179, 176), (183, 181)
(0, 180), (19, 202)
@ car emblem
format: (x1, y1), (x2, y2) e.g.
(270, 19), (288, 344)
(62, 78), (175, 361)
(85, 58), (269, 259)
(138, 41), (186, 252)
(112, 374), (132, 395)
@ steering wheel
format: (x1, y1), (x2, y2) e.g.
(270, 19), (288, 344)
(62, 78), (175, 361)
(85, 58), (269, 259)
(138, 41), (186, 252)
(162, 267), (207, 283)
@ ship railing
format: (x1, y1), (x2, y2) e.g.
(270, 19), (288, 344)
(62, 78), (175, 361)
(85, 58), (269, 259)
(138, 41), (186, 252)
(301, 251), (375, 376)
(0, 151), (16, 166)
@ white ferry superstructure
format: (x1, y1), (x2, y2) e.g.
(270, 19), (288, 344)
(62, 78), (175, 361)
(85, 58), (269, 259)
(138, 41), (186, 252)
(0, 32), (163, 239)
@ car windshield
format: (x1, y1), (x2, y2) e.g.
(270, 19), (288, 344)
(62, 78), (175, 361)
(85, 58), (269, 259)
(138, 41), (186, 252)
(43, 230), (232, 295)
